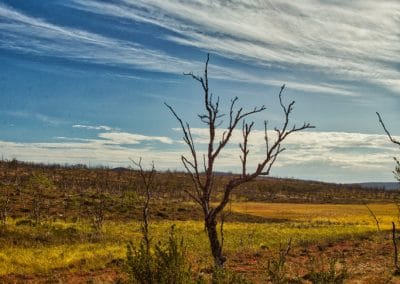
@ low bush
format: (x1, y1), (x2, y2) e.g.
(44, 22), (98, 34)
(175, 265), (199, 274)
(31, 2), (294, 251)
(126, 225), (193, 284)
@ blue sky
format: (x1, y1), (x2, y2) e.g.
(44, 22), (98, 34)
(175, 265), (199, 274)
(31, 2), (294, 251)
(0, 0), (399, 183)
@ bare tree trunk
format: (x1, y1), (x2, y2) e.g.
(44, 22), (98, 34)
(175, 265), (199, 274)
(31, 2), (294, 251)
(131, 158), (155, 254)
(142, 183), (151, 254)
(206, 215), (226, 267)
(393, 222), (400, 274)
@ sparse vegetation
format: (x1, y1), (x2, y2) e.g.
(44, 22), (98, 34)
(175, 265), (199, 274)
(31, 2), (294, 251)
(1, 159), (400, 282)
(0, 181), (12, 226)
(266, 239), (291, 284)
(27, 173), (54, 226)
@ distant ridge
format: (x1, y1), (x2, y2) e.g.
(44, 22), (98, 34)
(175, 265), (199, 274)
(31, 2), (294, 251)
(353, 182), (399, 190)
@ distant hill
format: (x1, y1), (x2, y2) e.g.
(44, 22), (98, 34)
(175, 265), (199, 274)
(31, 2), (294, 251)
(111, 167), (130, 173)
(1, 159), (400, 206)
(355, 182), (399, 190)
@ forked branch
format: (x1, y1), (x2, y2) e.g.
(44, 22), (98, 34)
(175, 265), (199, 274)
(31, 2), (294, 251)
(211, 85), (314, 219)
(239, 121), (254, 177)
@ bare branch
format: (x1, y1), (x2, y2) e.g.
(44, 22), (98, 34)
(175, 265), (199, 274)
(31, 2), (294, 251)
(183, 54), (209, 93)
(183, 71), (203, 84)
(211, 85), (314, 219)
(264, 120), (269, 155)
(377, 112), (400, 146)
(165, 102), (203, 190)
(184, 188), (202, 206)
(239, 120), (254, 177)
(182, 156), (203, 196)
(213, 101), (265, 160)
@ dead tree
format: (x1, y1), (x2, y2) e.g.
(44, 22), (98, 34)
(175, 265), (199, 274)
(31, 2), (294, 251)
(377, 113), (400, 274)
(91, 183), (107, 233)
(165, 54), (314, 267)
(131, 158), (156, 254)
(377, 112), (400, 181)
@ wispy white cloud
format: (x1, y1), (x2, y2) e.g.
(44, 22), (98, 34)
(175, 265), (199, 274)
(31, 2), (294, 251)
(98, 132), (173, 145)
(0, 2), (360, 96)
(2, 110), (65, 125)
(70, 124), (173, 144)
(69, 0), (400, 94)
(70, 125), (174, 145)
(72, 124), (114, 131)
(0, 3), (198, 74)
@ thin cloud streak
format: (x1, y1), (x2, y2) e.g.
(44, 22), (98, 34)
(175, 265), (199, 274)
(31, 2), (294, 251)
(0, 3), (356, 96)
(70, 0), (400, 94)
(2, 111), (66, 125)
(0, 4), (197, 74)
(98, 132), (174, 145)
(72, 124), (114, 131)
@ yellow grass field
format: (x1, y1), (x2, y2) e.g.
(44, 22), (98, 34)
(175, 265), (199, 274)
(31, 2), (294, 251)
(1, 202), (397, 277)
(231, 202), (398, 226)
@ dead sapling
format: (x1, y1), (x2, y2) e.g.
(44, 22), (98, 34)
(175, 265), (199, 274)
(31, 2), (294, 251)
(131, 158), (156, 253)
(363, 202), (381, 233)
(267, 238), (292, 283)
(91, 182), (107, 234)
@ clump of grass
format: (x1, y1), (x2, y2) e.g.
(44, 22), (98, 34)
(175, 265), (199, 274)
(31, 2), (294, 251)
(211, 266), (250, 284)
(304, 256), (348, 284)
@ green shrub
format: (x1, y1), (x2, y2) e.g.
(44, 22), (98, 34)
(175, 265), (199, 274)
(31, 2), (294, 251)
(126, 225), (193, 284)
(126, 240), (155, 284)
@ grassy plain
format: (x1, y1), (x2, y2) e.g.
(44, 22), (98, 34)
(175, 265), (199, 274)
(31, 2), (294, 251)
(1, 202), (398, 282)
(231, 202), (398, 226)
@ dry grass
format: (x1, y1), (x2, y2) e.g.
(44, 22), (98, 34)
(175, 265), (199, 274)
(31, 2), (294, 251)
(1, 202), (399, 282)
(232, 202), (398, 228)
